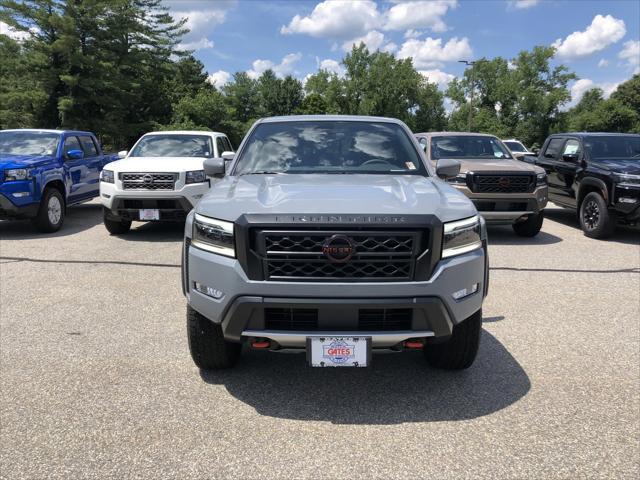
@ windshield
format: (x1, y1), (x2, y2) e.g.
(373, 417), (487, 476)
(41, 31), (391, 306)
(504, 141), (527, 152)
(130, 134), (214, 158)
(233, 121), (425, 175)
(584, 136), (640, 160)
(0, 131), (60, 156)
(431, 135), (513, 160)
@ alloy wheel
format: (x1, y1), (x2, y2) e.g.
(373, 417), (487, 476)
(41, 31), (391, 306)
(48, 196), (62, 225)
(582, 199), (600, 231)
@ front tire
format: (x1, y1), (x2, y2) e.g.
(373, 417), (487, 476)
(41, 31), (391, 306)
(424, 309), (482, 370)
(512, 211), (544, 237)
(103, 208), (131, 234)
(579, 192), (616, 239)
(32, 188), (65, 233)
(187, 305), (240, 370)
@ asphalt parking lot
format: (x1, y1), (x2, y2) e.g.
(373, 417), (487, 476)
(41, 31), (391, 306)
(1, 200), (638, 479)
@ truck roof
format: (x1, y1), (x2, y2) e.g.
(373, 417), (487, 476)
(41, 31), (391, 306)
(415, 131), (499, 138)
(549, 132), (640, 137)
(142, 130), (225, 136)
(1, 128), (95, 136)
(258, 115), (405, 124)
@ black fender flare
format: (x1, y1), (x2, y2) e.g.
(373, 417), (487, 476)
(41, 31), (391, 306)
(578, 177), (609, 205)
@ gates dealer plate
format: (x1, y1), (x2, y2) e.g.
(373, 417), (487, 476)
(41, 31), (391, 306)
(139, 209), (160, 221)
(307, 336), (371, 367)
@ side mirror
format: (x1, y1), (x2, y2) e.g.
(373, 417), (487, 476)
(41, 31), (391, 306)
(562, 153), (579, 162)
(532, 148), (540, 155)
(66, 149), (84, 160)
(203, 157), (225, 178)
(221, 151), (235, 160)
(118, 150), (128, 159)
(435, 158), (461, 179)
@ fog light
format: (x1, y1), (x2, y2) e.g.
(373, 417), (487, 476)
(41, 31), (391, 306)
(452, 283), (479, 300)
(193, 281), (224, 299)
(619, 197), (637, 204)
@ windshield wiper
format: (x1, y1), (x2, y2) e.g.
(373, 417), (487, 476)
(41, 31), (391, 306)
(241, 170), (286, 175)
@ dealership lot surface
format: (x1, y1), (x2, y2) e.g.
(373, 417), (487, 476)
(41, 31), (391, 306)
(1, 200), (638, 479)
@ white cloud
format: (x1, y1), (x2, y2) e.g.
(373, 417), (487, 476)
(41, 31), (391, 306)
(419, 69), (455, 89)
(597, 58), (609, 68)
(281, 0), (456, 41)
(384, 0), (457, 33)
(0, 21), (38, 41)
(404, 29), (423, 39)
(207, 70), (231, 88)
(342, 30), (385, 52)
(281, 0), (381, 39)
(619, 40), (640, 74)
(568, 78), (620, 108)
(552, 14), (626, 59)
(507, 0), (539, 10)
(247, 53), (303, 79)
(319, 59), (345, 77)
(398, 36), (472, 68)
(166, 1), (235, 51)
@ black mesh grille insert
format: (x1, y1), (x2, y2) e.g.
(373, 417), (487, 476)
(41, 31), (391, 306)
(358, 308), (412, 330)
(121, 172), (177, 190)
(259, 230), (422, 282)
(470, 174), (534, 193)
(264, 308), (319, 330)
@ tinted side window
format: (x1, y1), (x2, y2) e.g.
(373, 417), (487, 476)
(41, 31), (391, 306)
(216, 137), (225, 156)
(543, 138), (564, 159)
(222, 137), (233, 152)
(63, 136), (82, 156)
(562, 139), (580, 157)
(79, 136), (98, 156)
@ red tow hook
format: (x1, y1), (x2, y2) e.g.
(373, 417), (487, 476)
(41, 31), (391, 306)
(404, 340), (424, 349)
(251, 339), (270, 349)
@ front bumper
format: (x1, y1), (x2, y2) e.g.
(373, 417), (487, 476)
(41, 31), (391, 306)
(451, 184), (548, 224)
(612, 183), (640, 222)
(184, 241), (487, 347)
(0, 190), (39, 219)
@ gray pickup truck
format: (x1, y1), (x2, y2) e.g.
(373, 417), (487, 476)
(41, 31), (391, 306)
(182, 116), (489, 371)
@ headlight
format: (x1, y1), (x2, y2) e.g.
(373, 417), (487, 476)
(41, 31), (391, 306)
(442, 215), (482, 259)
(536, 172), (547, 186)
(186, 170), (206, 184)
(192, 213), (235, 257)
(5, 169), (31, 181)
(100, 170), (114, 183)
(614, 173), (640, 185)
(447, 173), (467, 185)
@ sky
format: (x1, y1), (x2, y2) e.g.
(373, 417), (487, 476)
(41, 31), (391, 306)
(161, 0), (639, 107)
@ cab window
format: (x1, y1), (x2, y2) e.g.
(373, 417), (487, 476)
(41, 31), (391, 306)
(79, 136), (98, 156)
(222, 136), (233, 153)
(543, 138), (564, 159)
(63, 136), (82, 157)
(216, 137), (225, 156)
(562, 139), (580, 158)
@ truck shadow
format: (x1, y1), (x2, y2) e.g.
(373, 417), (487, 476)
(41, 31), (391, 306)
(199, 330), (530, 424)
(544, 207), (640, 245)
(486, 225), (562, 245)
(0, 202), (103, 239)
(118, 221), (185, 242)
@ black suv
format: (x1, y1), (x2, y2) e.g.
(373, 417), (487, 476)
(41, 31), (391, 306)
(525, 133), (640, 238)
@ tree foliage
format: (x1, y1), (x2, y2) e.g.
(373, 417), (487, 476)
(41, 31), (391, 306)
(0, 2), (636, 152)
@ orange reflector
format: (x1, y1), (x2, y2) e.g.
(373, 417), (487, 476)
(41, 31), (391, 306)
(404, 341), (424, 349)
(251, 340), (270, 349)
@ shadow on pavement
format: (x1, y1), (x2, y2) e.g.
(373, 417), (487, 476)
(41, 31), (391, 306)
(116, 221), (185, 243)
(0, 203), (102, 239)
(486, 224), (563, 246)
(544, 207), (640, 245)
(200, 330), (530, 424)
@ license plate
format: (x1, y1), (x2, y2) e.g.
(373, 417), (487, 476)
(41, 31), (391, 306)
(308, 336), (370, 367)
(139, 209), (160, 220)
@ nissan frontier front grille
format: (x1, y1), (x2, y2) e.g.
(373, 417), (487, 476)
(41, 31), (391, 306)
(257, 230), (423, 282)
(120, 172), (177, 190)
(469, 174), (535, 194)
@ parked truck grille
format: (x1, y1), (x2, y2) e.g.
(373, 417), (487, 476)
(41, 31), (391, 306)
(120, 172), (177, 190)
(257, 230), (422, 282)
(469, 174), (534, 194)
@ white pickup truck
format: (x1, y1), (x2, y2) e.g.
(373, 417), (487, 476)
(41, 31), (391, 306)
(99, 130), (233, 234)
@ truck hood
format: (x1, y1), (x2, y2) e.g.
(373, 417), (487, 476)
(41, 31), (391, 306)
(0, 153), (57, 169)
(454, 158), (544, 174)
(197, 174), (476, 223)
(590, 158), (640, 176)
(105, 156), (208, 173)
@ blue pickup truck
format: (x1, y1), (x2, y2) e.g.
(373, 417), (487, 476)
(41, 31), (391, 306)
(0, 129), (117, 232)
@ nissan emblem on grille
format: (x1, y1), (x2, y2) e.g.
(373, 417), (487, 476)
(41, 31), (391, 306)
(322, 235), (355, 263)
(143, 174), (154, 185)
(498, 177), (510, 187)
